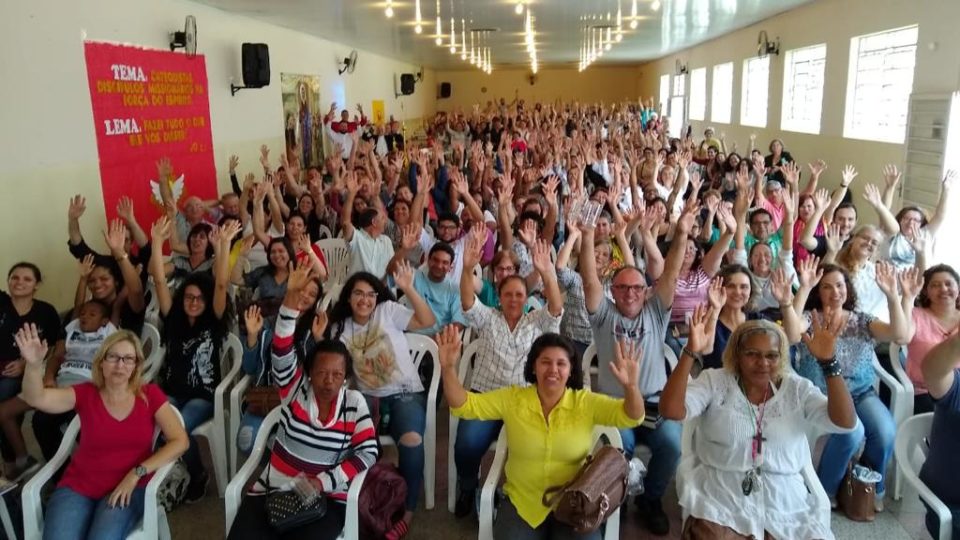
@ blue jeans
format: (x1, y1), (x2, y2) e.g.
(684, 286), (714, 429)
(366, 392), (426, 511)
(0, 377), (22, 462)
(454, 418), (503, 492)
(619, 419), (683, 500)
(43, 486), (145, 540)
(167, 396), (214, 480)
(817, 389), (896, 497)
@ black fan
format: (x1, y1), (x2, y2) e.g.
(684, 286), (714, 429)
(339, 50), (359, 75)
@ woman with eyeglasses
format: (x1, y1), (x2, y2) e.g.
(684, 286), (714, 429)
(148, 217), (237, 503)
(660, 308), (856, 540)
(16, 326), (188, 540)
(831, 224), (889, 322)
(781, 263), (917, 511)
(451, 233), (564, 518)
(324, 262), (435, 539)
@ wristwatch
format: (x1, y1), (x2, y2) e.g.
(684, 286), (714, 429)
(134, 464), (148, 478)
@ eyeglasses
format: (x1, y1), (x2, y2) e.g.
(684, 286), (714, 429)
(438, 223), (459, 230)
(104, 353), (138, 366)
(351, 290), (378, 300)
(184, 294), (205, 304)
(857, 236), (881, 247)
(611, 284), (645, 295)
(741, 349), (781, 363)
(494, 265), (517, 274)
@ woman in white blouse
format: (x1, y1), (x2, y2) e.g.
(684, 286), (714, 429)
(660, 307), (857, 540)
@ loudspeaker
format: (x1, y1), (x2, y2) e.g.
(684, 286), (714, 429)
(439, 82), (451, 98)
(241, 43), (270, 88)
(400, 73), (416, 95)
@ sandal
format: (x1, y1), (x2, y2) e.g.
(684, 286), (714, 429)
(384, 519), (409, 540)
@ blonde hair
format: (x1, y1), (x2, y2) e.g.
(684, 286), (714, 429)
(837, 224), (884, 274)
(91, 330), (147, 400)
(721, 320), (790, 384)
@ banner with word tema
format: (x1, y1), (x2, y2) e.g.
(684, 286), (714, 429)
(83, 41), (217, 224)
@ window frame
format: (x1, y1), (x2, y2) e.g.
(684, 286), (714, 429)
(689, 67), (707, 121)
(711, 62), (734, 124)
(740, 55), (770, 128)
(781, 43), (827, 134)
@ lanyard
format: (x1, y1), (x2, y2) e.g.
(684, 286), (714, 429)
(742, 380), (770, 466)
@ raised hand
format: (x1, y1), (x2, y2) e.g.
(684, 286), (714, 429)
(863, 183), (884, 208)
(156, 157), (173, 180)
(78, 254), (95, 278)
(840, 164), (858, 187)
(344, 171), (359, 194)
(824, 223), (843, 253)
(677, 204), (698, 236)
(244, 305), (264, 336)
(944, 169), (958, 190)
(802, 309), (843, 362)
(286, 262), (312, 293)
(103, 219), (128, 256)
(717, 205), (737, 235)
(151, 216), (172, 244)
(813, 188), (830, 210)
(770, 267), (794, 306)
(68, 195), (87, 220)
(707, 276), (727, 310)
(436, 324), (462, 371)
(229, 155), (240, 174)
(782, 162), (801, 186)
(899, 266), (924, 299)
(219, 220), (242, 246)
(797, 255), (823, 289)
(531, 239), (554, 276)
(517, 219), (537, 246)
(13, 323), (48, 366)
(400, 223), (419, 251)
(882, 164), (901, 189)
(609, 338), (642, 390)
(259, 145), (270, 170)
(542, 175), (560, 207)
(311, 311), (328, 341)
(463, 229), (485, 270)
(116, 196), (136, 223)
(686, 304), (711, 354)
(875, 260), (898, 296)
(392, 260), (415, 291)
(808, 160), (827, 178)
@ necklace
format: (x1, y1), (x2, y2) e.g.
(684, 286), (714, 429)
(739, 378), (770, 496)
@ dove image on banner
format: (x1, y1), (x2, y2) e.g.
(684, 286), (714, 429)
(83, 41), (218, 224)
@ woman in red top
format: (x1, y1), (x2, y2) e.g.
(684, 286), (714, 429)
(16, 325), (188, 540)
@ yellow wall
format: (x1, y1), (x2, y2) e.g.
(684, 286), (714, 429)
(1, 0), (436, 308)
(635, 0), (960, 213)
(433, 66), (642, 111)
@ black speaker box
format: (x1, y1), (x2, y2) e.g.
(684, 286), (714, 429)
(241, 43), (270, 88)
(439, 82), (451, 98)
(400, 73), (416, 95)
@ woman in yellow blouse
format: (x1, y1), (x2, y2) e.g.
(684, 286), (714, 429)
(437, 325), (645, 539)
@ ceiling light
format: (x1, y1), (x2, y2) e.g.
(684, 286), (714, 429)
(435, 0), (443, 45)
(414, 0), (422, 32)
(449, 13), (456, 52)
(385, 0), (394, 18)
(630, 0), (638, 28)
(515, 1), (524, 15)
(651, 0), (661, 11)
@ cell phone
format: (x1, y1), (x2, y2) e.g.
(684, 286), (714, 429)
(686, 125), (693, 138)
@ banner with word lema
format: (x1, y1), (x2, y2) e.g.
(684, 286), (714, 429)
(84, 41), (217, 224)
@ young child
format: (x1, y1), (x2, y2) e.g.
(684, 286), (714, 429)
(0, 300), (116, 480)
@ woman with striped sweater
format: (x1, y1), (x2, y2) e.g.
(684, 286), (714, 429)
(228, 264), (379, 540)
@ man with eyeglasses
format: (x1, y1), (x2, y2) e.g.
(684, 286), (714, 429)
(416, 169), (489, 285)
(409, 243), (466, 337)
(580, 204), (697, 536)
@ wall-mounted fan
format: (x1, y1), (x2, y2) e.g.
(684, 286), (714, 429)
(675, 59), (688, 75)
(338, 50), (359, 75)
(757, 30), (780, 57)
(170, 15), (198, 56)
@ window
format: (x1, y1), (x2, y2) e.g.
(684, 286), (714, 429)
(781, 44), (827, 134)
(659, 74), (670, 112)
(843, 25), (918, 143)
(669, 74), (686, 138)
(711, 62), (733, 124)
(741, 56), (770, 127)
(689, 68), (706, 121)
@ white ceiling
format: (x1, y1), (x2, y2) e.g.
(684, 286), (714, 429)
(194, 0), (814, 69)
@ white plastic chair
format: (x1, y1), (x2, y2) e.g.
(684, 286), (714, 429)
(140, 323), (165, 383)
(225, 407), (368, 540)
(144, 280), (160, 329)
(22, 408), (185, 540)
(677, 414), (831, 532)
(227, 371), (252, 477)
(447, 339), (500, 513)
(317, 224), (334, 240)
(478, 426), (624, 540)
(315, 238), (351, 287)
(192, 333), (244, 497)
(319, 282), (344, 313)
(888, 342), (915, 500)
(582, 342), (599, 389)
(894, 413), (953, 540)
(380, 334), (440, 510)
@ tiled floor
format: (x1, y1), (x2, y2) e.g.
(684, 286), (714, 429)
(169, 407), (934, 539)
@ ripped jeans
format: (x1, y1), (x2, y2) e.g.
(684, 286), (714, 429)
(365, 391), (426, 511)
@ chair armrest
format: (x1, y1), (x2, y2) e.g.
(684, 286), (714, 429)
(22, 418), (80, 540)
(141, 455), (179, 539)
(143, 347), (165, 383)
(342, 469), (368, 540)
(225, 407), (281, 532)
(479, 431), (508, 540)
(873, 357), (909, 425)
(228, 375), (252, 475)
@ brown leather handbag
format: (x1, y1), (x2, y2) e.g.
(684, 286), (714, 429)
(837, 463), (876, 522)
(244, 386), (282, 416)
(542, 445), (630, 533)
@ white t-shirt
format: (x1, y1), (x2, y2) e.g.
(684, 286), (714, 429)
(336, 301), (421, 397)
(246, 221), (284, 270)
(58, 320), (118, 387)
(349, 228), (395, 279)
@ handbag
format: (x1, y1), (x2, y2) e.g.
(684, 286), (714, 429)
(541, 445), (630, 533)
(244, 386), (282, 417)
(837, 463), (878, 522)
(358, 462), (407, 539)
(265, 489), (328, 533)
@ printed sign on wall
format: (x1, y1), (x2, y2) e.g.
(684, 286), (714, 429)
(83, 41), (217, 224)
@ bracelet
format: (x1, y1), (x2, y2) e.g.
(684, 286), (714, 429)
(681, 347), (702, 361)
(819, 358), (842, 378)
(115, 253), (129, 261)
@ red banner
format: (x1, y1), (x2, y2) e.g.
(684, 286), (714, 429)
(83, 41), (217, 224)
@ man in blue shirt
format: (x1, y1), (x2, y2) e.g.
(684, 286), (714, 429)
(411, 243), (466, 336)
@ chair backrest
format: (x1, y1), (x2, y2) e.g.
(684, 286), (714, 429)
(405, 333), (438, 372)
(222, 333), (243, 374)
(317, 224), (333, 240)
(319, 283), (344, 313)
(582, 342), (598, 391)
(895, 413), (933, 475)
(458, 338), (484, 389)
(315, 238), (351, 285)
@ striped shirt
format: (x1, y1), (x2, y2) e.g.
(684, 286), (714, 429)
(251, 306), (379, 501)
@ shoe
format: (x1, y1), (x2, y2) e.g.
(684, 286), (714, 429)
(454, 487), (476, 518)
(635, 496), (670, 535)
(7, 456), (39, 482)
(829, 496), (838, 510)
(184, 473), (208, 504)
(875, 491), (885, 513)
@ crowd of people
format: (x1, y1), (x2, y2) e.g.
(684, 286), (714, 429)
(1, 95), (958, 539)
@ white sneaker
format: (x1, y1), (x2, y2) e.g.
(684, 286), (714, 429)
(874, 492), (885, 513)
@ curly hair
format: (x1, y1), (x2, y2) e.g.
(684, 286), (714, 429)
(522, 333), (584, 390)
(327, 272), (396, 340)
(164, 272), (234, 345)
(806, 264), (858, 312)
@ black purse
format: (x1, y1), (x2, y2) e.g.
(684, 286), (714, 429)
(265, 489), (328, 533)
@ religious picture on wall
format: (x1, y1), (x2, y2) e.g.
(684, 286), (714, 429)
(280, 73), (323, 168)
